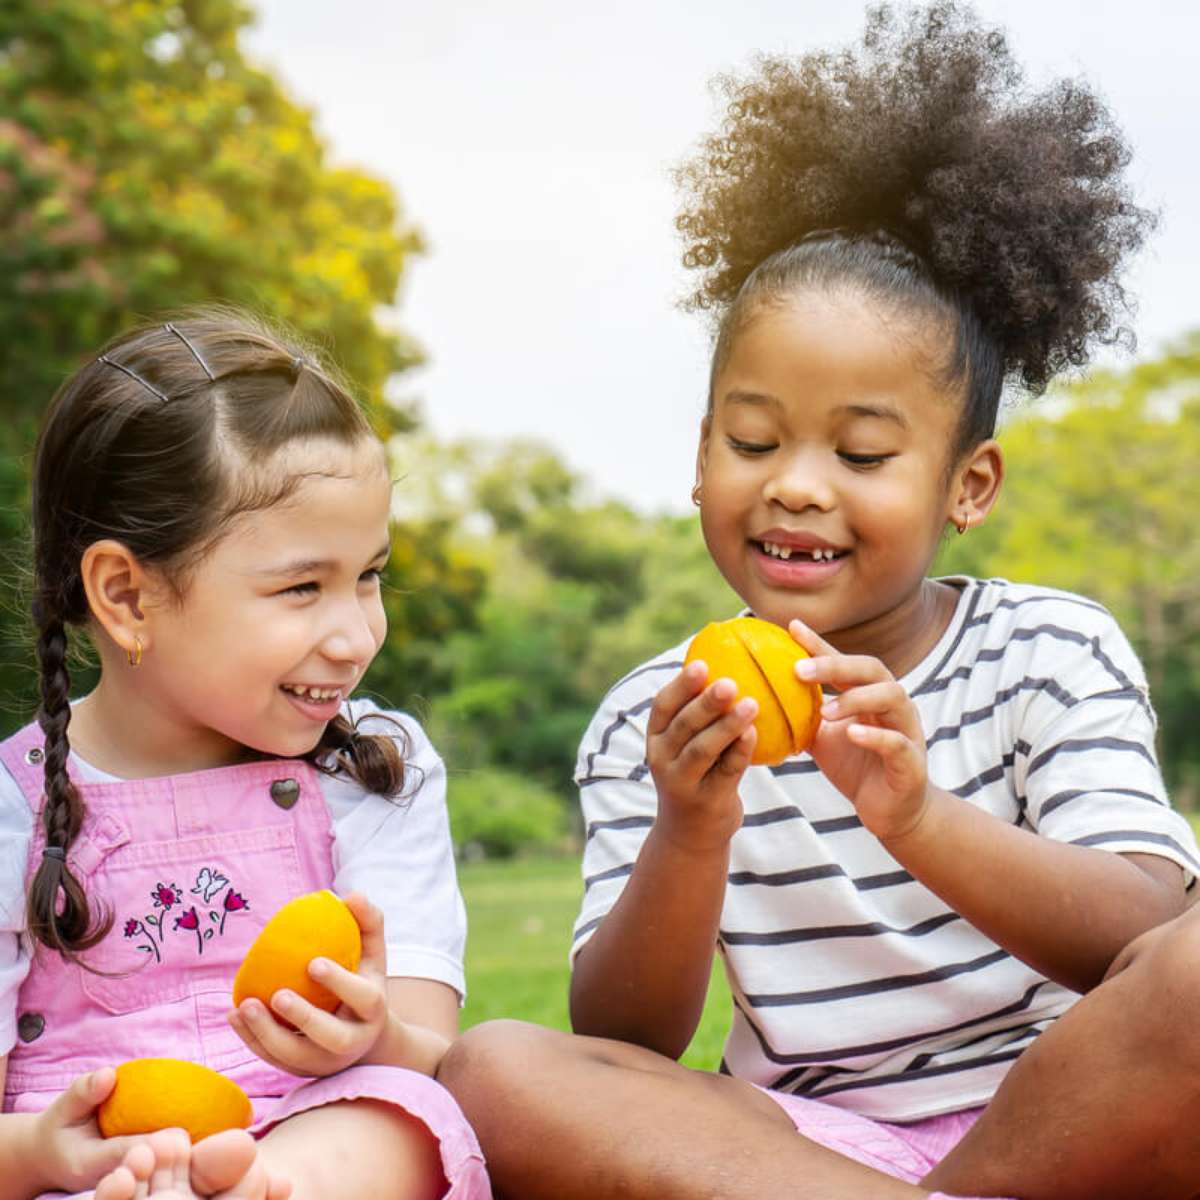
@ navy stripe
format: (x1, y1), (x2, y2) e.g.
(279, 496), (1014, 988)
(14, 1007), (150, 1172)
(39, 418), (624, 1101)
(802, 1046), (1027, 1099)
(925, 677), (1081, 748)
(742, 805), (806, 827)
(1069, 830), (1200, 870)
(908, 581), (982, 696)
(722, 910), (959, 947)
(584, 697), (654, 776)
(947, 747), (1027, 801)
(585, 814), (653, 840)
(1038, 786), (1164, 820)
(1027, 736), (1156, 777)
(755, 981), (1056, 1077)
(904, 1022), (1041, 1072)
(573, 913), (603, 941)
(744, 948), (1009, 1008)
(578, 760), (650, 788)
(582, 862), (634, 889)
(769, 759), (820, 777)
(585, 858), (915, 895)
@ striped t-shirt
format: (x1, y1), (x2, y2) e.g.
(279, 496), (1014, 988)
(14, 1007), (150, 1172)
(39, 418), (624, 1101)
(571, 577), (1200, 1122)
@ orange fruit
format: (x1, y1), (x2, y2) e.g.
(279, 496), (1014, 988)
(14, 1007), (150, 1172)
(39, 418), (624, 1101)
(684, 616), (822, 765)
(97, 1058), (251, 1143)
(232, 889), (361, 1021)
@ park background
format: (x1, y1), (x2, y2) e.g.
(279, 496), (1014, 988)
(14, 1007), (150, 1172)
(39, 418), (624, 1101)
(2, 0), (1199, 1067)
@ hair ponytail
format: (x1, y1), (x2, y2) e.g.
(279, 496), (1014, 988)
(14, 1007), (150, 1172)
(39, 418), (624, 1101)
(25, 599), (112, 957)
(308, 711), (416, 802)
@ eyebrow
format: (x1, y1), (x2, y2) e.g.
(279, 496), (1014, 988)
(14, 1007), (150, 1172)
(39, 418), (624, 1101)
(255, 543), (392, 578)
(722, 390), (780, 409)
(835, 403), (910, 429)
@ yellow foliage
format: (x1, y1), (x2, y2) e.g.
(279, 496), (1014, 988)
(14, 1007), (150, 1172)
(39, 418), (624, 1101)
(97, 1058), (251, 1143)
(233, 890), (362, 1020)
(685, 617), (821, 765)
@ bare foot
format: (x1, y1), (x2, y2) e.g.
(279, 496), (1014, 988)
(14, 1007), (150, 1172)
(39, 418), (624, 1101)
(93, 1128), (291, 1200)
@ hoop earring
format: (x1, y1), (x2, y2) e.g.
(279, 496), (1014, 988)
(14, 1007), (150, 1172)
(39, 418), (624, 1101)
(955, 516), (970, 536)
(691, 483), (702, 508)
(127, 636), (143, 668)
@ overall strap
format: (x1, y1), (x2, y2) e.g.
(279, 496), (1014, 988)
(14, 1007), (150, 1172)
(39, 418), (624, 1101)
(0, 722), (51, 808)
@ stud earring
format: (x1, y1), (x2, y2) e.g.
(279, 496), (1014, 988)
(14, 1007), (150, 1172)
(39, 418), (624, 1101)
(691, 483), (702, 508)
(127, 636), (143, 668)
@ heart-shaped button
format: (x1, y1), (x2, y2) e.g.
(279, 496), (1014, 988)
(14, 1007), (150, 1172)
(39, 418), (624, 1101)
(17, 1012), (45, 1043)
(269, 778), (300, 809)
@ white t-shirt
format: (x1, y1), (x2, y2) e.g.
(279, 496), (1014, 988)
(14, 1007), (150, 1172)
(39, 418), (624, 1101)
(0, 699), (466, 1057)
(573, 578), (1200, 1122)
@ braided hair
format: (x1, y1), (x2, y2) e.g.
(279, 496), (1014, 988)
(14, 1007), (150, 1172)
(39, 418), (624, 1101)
(674, 2), (1155, 456)
(27, 309), (411, 960)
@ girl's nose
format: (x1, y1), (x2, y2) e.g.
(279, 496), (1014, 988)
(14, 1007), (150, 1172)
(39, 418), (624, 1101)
(322, 599), (382, 666)
(762, 451), (836, 512)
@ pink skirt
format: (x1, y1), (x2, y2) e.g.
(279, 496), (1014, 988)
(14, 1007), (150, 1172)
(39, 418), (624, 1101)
(38, 1065), (491, 1200)
(766, 1090), (1015, 1200)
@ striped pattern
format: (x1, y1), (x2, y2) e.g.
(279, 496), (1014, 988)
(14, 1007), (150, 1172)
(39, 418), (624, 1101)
(571, 577), (1200, 1122)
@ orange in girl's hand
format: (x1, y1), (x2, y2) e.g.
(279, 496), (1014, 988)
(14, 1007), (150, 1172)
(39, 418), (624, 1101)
(233, 890), (361, 1021)
(97, 1058), (252, 1142)
(684, 617), (822, 765)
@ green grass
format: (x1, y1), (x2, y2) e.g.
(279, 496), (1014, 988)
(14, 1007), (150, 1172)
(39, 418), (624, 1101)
(459, 856), (732, 1070)
(461, 819), (1200, 1069)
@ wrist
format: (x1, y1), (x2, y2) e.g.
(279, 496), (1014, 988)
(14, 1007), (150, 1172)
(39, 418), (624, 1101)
(650, 810), (739, 859)
(12, 1112), (55, 1195)
(879, 783), (951, 856)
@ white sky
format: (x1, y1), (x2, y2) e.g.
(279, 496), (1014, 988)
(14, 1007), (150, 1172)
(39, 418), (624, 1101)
(244, 0), (1200, 514)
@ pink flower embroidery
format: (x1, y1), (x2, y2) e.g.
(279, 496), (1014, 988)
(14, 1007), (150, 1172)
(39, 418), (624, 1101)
(124, 918), (140, 938)
(174, 907), (200, 931)
(223, 891), (248, 912)
(151, 882), (180, 910)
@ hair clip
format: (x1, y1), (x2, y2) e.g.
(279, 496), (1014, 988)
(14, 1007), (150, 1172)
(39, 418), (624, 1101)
(97, 355), (169, 403)
(42, 846), (66, 861)
(292, 354), (308, 373)
(164, 322), (215, 381)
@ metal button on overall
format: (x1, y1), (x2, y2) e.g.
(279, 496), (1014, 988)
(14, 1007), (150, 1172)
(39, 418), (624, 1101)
(17, 1012), (45, 1043)
(269, 778), (300, 809)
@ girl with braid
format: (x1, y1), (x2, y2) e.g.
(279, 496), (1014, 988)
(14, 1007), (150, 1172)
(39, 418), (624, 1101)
(438, 6), (1200, 1199)
(0, 312), (490, 1200)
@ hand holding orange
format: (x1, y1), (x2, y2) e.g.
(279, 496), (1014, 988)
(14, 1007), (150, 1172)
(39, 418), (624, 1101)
(684, 616), (822, 765)
(233, 889), (362, 1023)
(96, 1058), (251, 1142)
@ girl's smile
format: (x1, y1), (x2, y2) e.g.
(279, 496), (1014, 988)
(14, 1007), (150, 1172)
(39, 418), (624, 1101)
(697, 290), (991, 673)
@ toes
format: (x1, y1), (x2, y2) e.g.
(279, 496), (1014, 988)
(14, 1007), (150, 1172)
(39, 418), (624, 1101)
(94, 1164), (138, 1200)
(189, 1129), (258, 1198)
(145, 1129), (191, 1197)
(208, 1158), (270, 1200)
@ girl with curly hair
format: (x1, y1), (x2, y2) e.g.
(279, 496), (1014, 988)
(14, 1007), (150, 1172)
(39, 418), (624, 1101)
(438, 5), (1200, 1198)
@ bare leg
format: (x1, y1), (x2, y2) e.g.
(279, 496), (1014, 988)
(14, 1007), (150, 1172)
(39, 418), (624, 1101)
(255, 1100), (446, 1200)
(438, 1019), (932, 1199)
(926, 908), (1200, 1200)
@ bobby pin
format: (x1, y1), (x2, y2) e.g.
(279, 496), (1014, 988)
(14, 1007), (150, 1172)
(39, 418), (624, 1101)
(164, 322), (216, 381)
(96, 355), (169, 403)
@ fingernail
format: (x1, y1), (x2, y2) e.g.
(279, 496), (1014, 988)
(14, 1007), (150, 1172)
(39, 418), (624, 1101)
(309, 957), (329, 978)
(821, 700), (839, 718)
(735, 698), (758, 719)
(712, 677), (737, 700)
(795, 659), (816, 679)
(274, 991), (294, 1011)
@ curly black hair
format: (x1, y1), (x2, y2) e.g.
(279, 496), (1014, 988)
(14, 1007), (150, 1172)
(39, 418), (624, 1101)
(675, 2), (1155, 448)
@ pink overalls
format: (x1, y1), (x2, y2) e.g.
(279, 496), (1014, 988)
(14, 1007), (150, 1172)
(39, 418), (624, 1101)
(0, 722), (490, 1199)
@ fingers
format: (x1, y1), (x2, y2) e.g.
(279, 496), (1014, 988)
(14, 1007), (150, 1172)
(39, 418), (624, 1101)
(819, 681), (923, 740)
(272, 973), (384, 1054)
(339, 892), (386, 978)
(650, 672), (758, 770)
(645, 660), (709, 737)
(56, 1066), (117, 1123)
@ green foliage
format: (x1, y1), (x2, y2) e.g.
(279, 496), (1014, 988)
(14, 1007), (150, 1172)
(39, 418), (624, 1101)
(447, 767), (569, 860)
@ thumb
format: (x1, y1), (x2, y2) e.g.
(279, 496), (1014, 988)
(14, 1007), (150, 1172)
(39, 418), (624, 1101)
(54, 1067), (116, 1125)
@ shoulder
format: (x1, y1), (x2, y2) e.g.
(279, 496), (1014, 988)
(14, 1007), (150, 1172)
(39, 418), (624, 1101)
(0, 760), (34, 933)
(939, 577), (1144, 683)
(341, 696), (442, 774)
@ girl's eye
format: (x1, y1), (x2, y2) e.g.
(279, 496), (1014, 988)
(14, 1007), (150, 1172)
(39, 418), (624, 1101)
(359, 568), (384, 585)
(282, 581), (319, 596)
(839, 451), (893, 468)
(728, 437), (777, 455)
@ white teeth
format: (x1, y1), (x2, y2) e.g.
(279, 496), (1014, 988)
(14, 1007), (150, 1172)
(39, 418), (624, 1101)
(284, 684), (340, 701)
(763, 541), (840, 561)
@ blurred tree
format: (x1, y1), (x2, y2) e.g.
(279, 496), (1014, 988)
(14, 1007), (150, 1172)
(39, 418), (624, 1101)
(0, 0), (423, 727)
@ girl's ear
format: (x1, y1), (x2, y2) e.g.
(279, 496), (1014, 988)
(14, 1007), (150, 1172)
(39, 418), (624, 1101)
(948, 438), (1004, 533)
(694, 415), (712, 496)
(79, 540), (161, 661)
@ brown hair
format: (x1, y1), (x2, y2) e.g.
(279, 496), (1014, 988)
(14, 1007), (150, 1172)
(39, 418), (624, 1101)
(28, 309), (409, 960)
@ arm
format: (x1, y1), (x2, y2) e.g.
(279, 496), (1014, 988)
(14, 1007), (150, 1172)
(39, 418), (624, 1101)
(789, 618), (1187, 994)
(570, 662), (758, 1058)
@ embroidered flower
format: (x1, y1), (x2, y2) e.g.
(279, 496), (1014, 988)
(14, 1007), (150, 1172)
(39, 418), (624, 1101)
(124, 918), (140, 938)
(192, 867), (229, 904)
(151, 882), (180, 910)
(174, 907), (200, 932)
(223, 890), (248, 913)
